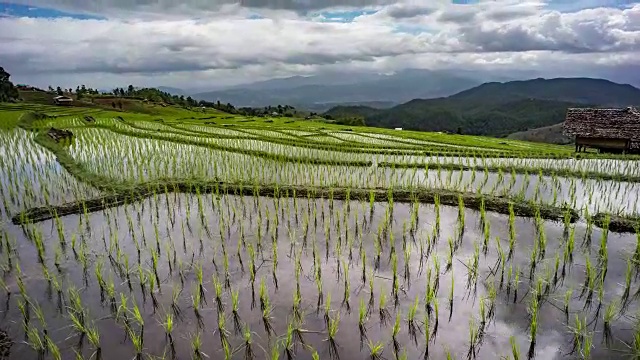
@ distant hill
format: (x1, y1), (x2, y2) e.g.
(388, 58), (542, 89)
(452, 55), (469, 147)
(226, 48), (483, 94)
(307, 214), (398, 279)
(446, 77), (640, 107)
(507, 123), (573, 144)
(193, 69), (481, 109)
(305, 101), (398, 113)
(325, 78), (640, 136)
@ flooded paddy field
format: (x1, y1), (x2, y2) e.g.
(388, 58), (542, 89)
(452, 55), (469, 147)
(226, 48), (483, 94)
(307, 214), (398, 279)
(1, 105), (640, 360)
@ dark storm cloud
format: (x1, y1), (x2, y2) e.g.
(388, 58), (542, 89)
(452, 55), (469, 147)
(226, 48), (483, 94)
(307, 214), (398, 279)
(484, 8), (538, 22)
(384, 4), (437, 19)
(8, 0), (394, 14)
(437, 8), (477, 23)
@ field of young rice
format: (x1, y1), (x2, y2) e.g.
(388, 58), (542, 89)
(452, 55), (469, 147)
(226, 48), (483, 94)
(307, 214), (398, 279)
(1, 106), (640, 360)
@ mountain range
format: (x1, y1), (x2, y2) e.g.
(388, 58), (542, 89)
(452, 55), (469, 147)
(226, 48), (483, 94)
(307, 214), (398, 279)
(324, 78), (640, 137)
(187, 69), (520, 110)
(157, 72), (640, 140)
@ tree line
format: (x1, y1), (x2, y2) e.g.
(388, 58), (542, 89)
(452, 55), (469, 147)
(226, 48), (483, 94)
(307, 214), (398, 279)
(0, 67), (19, 102)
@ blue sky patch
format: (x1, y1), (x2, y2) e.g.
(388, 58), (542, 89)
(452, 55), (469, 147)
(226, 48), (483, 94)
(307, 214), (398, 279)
(544, 0), (635, 12)
(0, 2), (105, 20)
(310, 9), (378, 23)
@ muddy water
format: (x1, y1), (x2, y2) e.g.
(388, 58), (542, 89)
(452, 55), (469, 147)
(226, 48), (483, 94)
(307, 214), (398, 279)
(0, 194), (637, 360)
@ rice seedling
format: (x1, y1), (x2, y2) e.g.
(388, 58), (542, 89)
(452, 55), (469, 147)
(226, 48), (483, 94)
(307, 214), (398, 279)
(322, 310), (340, 359)
(407, 295), (419, 345)
(602, 300), (618, 346)
(342, 260), (351, 311)
(510, 336), (520, 360)
(217, 310), (230, 349)
(368, 340), (384, 360)
(392, 309), (401, 355)
(527, 295), (539, 360)
(25, 326), (45, 358)
(358, 297), (368, 347)
(243, 325), (256, 360)
(213, 275), (224, 313)
(190, 332), (206, 360)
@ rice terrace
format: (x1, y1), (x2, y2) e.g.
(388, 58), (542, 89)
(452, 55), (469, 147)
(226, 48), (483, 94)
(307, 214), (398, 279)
(2, 97), (640, 360)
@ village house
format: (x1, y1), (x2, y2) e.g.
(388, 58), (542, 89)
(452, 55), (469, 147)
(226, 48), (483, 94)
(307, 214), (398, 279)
(563, 107), (640, 154)
(53, 95), (74, 106)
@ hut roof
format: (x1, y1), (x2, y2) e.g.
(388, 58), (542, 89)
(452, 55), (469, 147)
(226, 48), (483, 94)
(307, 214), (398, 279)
(563, 107), (640, 143)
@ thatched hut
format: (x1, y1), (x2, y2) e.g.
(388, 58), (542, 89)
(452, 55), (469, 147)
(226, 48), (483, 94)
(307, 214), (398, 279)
(563, 107), (640, 154)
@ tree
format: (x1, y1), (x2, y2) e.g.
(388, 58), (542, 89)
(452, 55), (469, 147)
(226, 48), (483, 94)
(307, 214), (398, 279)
(127, 84), (134, 96)
(56, 87), (63, 96)
(0, 67), (19, 102)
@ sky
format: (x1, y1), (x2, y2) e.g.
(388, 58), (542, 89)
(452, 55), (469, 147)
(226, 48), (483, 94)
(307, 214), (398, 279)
(0, 0), (639, 91)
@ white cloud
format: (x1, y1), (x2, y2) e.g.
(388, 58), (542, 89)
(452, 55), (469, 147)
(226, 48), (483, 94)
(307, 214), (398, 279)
(0, 1), (639, 89)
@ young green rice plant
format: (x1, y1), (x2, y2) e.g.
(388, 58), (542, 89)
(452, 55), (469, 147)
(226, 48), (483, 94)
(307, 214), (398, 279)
(217, 311), (230, 350)
(528, 295), (539, 360)
(392, 309), (401, 355)
(326, 313), (340, 360)
(104, 274), (117, 313)
(445, 237), (454, 273)
(292, 288), (303, 322)
(513, 267), (521, 304)
(569, 314), (586, 356)
(160, 312), (175, 348)
(407, 295), (419, 345)
(259, 277), (268, 312)
(272, 233), (279, 289)
(432, 298), (439, 339)
(467, 317), (479, 360)
(150, 248), (161, 288)
(18, 297), (30, 330)
(403, 242), (411, 287)
(25, 326), (45, 358)
(368, 340), (384, 360)
(564, 288), (573, 323)
(262, 292), (275, 338)
(581, 257), (596, 310)
(510, 336), (521, 360)
(552, 253), (560, 287)
(231, 289), (243, 335)
(602, 300), (618, 347)
(358, 297), (368, 348)
(342, 260), (351, 312)
(191, 285), (204, 328)
(195, 262), (205, 300)
(44, 332), (61, 360)
(283, 321), (295, 359)
(85, 322), (101, 358)
(190, 332), (206, 360)
(507, 203), (516, 260)
(243, 325), (256, 360)
(213, 275), (224, 313)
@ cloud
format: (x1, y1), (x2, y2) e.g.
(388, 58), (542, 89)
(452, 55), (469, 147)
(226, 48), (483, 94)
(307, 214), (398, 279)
(460, 5), (640, 53)
(382, 4), (437, 19)
(6, 0), (394, 15)
(1, 1), (639, 89)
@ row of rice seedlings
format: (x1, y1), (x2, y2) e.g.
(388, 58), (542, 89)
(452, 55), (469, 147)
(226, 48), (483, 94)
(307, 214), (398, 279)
(7, 177), (640, 360)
